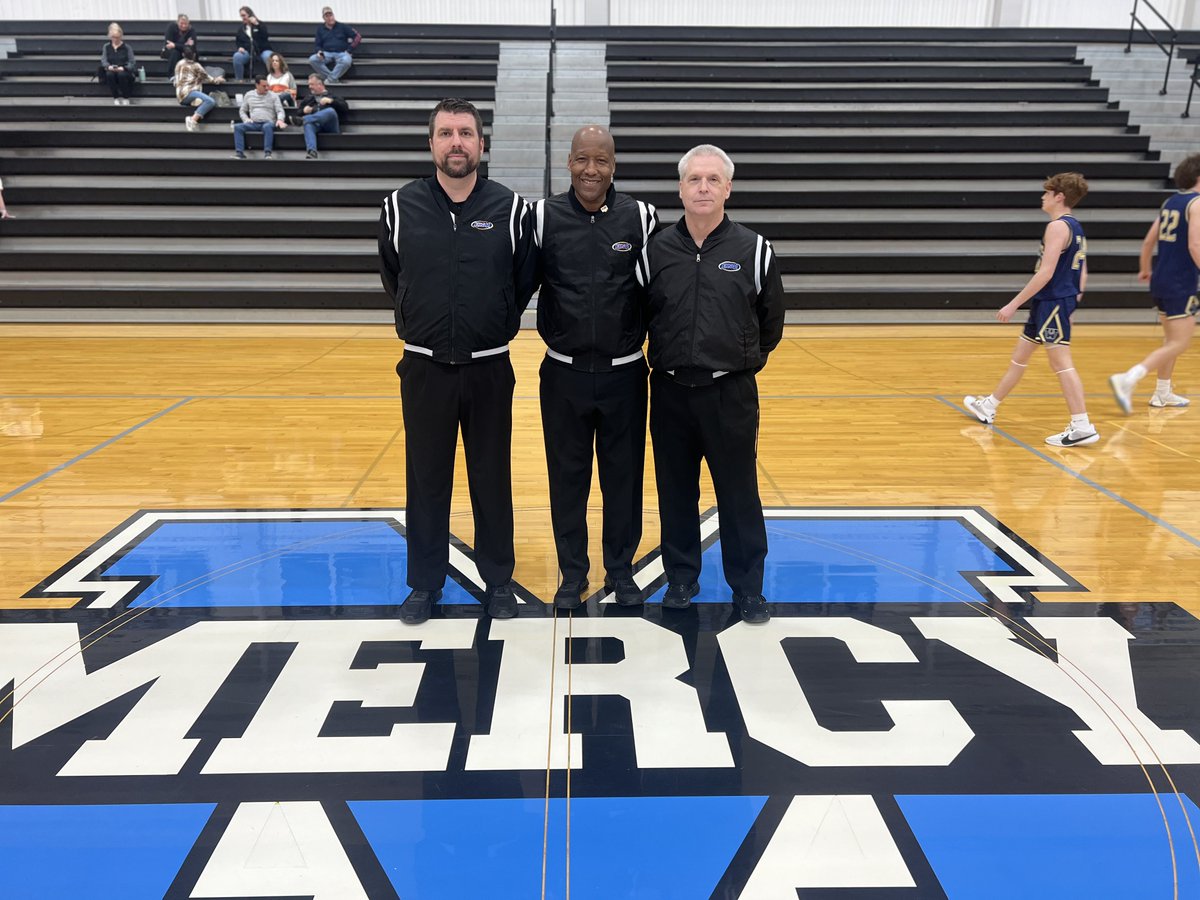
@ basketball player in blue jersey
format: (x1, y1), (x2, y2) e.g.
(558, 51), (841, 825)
(1109, 153), (1200, 414)
(965, 173), (1098, 446)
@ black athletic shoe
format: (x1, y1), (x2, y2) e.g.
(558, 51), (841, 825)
(605, 576), (643, 607)
(306, 149), (318, 159)
(398, 588), (442, 624)
(486, 583), (518, 618)
(553, 579), (587, 610)
(734, 593), (770, 624)
(662, 582), (699, 609)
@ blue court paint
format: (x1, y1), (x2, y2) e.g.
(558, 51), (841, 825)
(938, 396), (1200, 550)
(648, 517), (1012, 604)
(351, 795), (766, 900)
(102, 518), (480, 607)
(897, 793), (1200, 899)
(0, 398), (192, 503)
(0, 803), (215, 899)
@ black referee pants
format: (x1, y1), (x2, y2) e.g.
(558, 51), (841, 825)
(539, 357), (648, 583)
(649, 369), (767, 598)
(398, 352), (515, 591)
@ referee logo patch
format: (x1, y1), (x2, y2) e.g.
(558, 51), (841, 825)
(611, 241), (633, 252)
(469, 220), (494, 231)
(718, 261), (742, 272)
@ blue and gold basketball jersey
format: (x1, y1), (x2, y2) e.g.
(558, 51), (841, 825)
(1031, 215), (1086, 303)
(1150, 191), (1200, 302)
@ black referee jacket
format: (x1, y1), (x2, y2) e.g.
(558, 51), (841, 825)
(647, 215), (786, 376)
(378, 176), (536, 364)
(531, 186), (658, 370)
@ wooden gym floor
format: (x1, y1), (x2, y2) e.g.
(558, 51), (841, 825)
(2, 322), (1198, 616)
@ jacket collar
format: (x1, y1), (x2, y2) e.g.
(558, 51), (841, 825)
(567, 184), (616, 216)
(674, 213), (731, 249)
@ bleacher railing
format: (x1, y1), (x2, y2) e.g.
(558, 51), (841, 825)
(1126, 0), (1177, 96)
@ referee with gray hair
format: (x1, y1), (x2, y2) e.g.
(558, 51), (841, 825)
(645, 144), (784, 623)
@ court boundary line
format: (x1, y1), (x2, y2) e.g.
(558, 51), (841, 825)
(0, 398), (194, 504)
(935, 395), (1200, 550)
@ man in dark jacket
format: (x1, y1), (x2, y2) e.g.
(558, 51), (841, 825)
(296, 74), (349, 159)
(309, 6), (356, 83)
(646, 144), (785, 624)
(378, 98), (536, 624)
(531, 125), (658, 610)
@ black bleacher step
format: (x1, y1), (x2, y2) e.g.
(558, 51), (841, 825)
(0, 58), (498, 79)
(0, 130), (437, 150)
(616, 160), (1168, 180)
(0, 157), (431, 177)
(6, 184), (399, 206)
(4, 217), (374, 239)
(0, 80), (496, 99)
(10, 39), (501, 59)
(612, 109), (1131, 126)
(608, 85), (1108, 102)
(0, 107), (465, 126)
(613, 133), (1153, 153)
(625, 188), (1169, 209)
(795, 288), (1150, 309)
(0, 250), (372, 273)
(602, 43), (1081, 63)
(0, 285), (1152, 311)
(774, 253), (1133, 275)
(607, 63), (1092, 83)
(0, 20), (536, 39)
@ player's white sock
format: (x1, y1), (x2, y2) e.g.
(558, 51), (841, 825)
(1156, 378), (1172, 395)
(1070, 413), (1092, 432)
(1127, 364), (1148, 382)
(984, 394), (999, 407)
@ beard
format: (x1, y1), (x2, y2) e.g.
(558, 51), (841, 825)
(436, 153), (479, 180)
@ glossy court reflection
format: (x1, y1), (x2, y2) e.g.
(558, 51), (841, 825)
(2, 324), (1200, 898)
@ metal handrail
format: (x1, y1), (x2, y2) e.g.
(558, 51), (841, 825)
(542, 1), (557, 199)
(1125, 0), (1178, 95)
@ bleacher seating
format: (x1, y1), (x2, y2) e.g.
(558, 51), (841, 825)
(592, 27), (1175, 310)
(0, 22), (1186, 312)
(0, 21), (540, 309)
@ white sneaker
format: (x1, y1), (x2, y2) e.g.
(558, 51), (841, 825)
(1109, 373), (1134, 414)
(1045, 426), (1099, 447)
(185, 116), (198, 132)
(963, 395), (996, 424)
(1149, 391), (1190, 408)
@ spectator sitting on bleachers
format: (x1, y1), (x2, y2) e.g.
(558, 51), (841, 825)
(0, 177), (11, 219)
(308, 6), (356, 84)
(267, 53), (297, 107)
(163, 13), (197, 83)
(100, 22), (136, 106)
(177, 47), (225, 133)
(297, 73), (349, 160)
(232, 6), (273, 81)
(233, 76), (286, 160)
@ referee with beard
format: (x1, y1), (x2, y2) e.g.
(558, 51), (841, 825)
(379, 98), (536, 624)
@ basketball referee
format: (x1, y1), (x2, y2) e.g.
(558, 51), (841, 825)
(646, 144), (784, 624)
(378, 98), (536, 624)
(531, 125), (659, 610)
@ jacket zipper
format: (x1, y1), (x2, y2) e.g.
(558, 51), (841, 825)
(688, 250), (701, 373)
(448, 211), (458, 364)
(588, 214), (597, 373)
